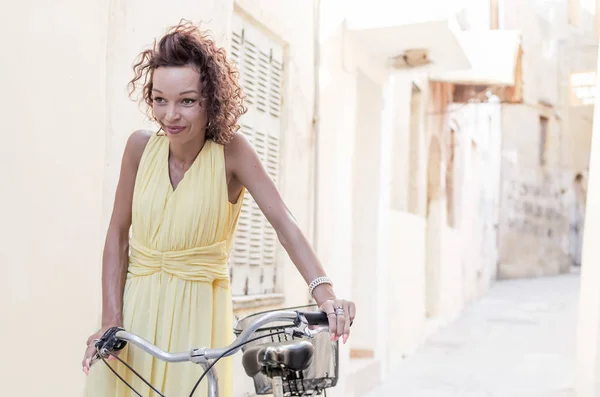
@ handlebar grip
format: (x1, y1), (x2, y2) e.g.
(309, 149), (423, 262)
(95, 327), (128, 353)
(299, 311), (329, 326)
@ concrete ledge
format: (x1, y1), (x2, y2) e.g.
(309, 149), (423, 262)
(232, 293), (286, 311)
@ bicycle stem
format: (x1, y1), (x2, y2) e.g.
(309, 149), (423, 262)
(198, 362), (219, 397)
(202, 311), (299, 359)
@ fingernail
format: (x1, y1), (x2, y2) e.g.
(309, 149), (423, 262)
(343, 335), (348, 344)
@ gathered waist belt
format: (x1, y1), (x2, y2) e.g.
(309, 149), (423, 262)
(128, 239), (229, 283)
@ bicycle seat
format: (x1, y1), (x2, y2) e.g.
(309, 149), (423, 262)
(242, 340), (314, 377)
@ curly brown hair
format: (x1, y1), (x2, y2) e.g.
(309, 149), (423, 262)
(128, 20), (246, 145)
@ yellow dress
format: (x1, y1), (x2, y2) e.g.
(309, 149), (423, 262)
(85, 133), (244, 397)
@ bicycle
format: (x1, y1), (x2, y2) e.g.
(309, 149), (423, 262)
(92, 305), (341, 397)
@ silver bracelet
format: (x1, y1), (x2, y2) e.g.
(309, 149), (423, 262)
(308, 276), (333, 296)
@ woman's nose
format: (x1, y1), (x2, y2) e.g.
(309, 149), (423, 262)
(165, 105), (180, 121)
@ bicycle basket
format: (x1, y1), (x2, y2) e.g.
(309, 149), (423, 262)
(233, 305), (339, 396)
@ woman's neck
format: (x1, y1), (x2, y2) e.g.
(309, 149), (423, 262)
(169, 134), (206, 167)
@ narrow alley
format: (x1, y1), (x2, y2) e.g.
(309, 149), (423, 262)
(366, 272), (580, 397)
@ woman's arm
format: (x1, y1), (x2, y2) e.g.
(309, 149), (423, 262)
(225, 133), (356, 342)
(82, 130), (150, 374)
(100, 130), (150, 323)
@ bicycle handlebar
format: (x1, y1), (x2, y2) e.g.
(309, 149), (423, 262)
(98, 310), (330, 364)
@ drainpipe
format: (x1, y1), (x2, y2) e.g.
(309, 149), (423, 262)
(312, 0), (321, 251)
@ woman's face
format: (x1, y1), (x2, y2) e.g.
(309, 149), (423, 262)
(151, 65), (208, 142)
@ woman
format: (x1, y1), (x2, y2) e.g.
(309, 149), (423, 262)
(82, 20), (355, 396)
(569, 173), (587, 267)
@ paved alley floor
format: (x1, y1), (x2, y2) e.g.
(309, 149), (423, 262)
(366, 271), (581, 397)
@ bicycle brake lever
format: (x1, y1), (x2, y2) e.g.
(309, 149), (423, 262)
(89, 352), (101, 366)
(287, 324), (325, 339)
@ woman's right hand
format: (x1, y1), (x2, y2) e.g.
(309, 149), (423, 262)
(82, 324), (122, 375)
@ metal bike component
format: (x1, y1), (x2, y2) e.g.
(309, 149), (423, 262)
(94, 308), (336, 397)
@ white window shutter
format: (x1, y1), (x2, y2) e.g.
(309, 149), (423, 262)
(257, 49), (269, 113)
(229, 14), (283, 296)
(269, 47), (284, 118)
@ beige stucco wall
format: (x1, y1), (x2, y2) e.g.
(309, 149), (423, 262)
(388, 72), (430, 214)
(575, 43), (600, 397)
(387, 212), (427, 364)
(1, 1), (109, 396)
(447, 102), (503, 298)
(559, 2), (597, 176)
(502, 0), (560, 106)
(316, 21), (357, 397)
(375, 71), (431, 375)
(497, 104), (571, 278)
(351, 69), (384, 354)
(317, 12), (391, 393)
(376, 70), (462, 372)
(566, 105), (594, 174)
(370, 68), (490, 379)
(495, 0), (596, 279)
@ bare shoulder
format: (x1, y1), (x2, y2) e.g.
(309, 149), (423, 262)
(124, 129), (153, 166)
(224, 132), (251, 155)
(224, 132), (255, 168)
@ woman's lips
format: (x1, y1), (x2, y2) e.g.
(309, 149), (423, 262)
(165, 126), (185, 135)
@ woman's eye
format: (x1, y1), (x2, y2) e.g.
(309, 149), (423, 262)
(153, 97), (166, 104)
(182, 98), (197, 105)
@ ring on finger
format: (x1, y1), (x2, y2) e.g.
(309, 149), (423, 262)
(334, 307), (345, 316)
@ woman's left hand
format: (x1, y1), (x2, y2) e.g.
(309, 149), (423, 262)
(319, 298), (356, 344)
